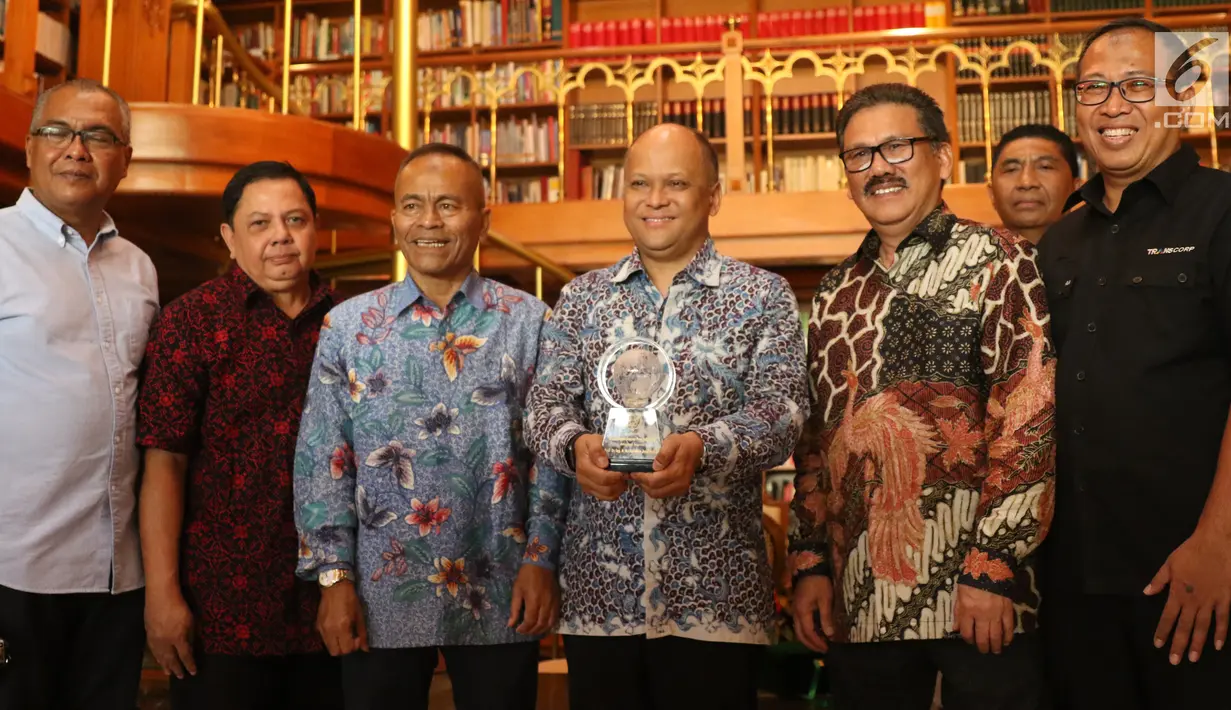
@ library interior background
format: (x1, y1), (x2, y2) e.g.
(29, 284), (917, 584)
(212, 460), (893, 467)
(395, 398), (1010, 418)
(1, 0), (1229, 706)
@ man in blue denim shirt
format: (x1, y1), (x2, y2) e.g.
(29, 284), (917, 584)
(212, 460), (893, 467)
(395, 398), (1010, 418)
(293, 143), (567, 710)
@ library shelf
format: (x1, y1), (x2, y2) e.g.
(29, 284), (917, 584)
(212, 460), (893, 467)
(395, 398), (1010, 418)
(955, 75), (1053, 87)
(288, 56), (392, 75)
(568, 143), (629, 151)
(951, 12), (1049, 25)
(420, 41), (564, 61)
(1153, 3), (1231, 14)
(1050, 7), (1147, 20)
(492, 161), (561, 171)
(485, 101), (561, 113)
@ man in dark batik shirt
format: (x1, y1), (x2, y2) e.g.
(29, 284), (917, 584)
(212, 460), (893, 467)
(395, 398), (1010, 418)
(790, 83), (1056, 710)
(137, 161), (340, 710)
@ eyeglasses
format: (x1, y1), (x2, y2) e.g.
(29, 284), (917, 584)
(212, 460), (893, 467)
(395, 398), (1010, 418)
(839, 137), (933, 173)
(30, 125), (127, 150)
(1073, 77), (1166, 106)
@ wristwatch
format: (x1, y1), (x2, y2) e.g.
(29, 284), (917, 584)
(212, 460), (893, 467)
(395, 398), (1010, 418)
(318, 569), (354, 588)
(564, 431), (584, 472)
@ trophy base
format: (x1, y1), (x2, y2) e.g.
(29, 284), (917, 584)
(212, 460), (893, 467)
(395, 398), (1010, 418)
(607, 459), (656, 474)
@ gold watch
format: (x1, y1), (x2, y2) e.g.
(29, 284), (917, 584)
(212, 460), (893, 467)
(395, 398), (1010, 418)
(318, 569), (354, 588)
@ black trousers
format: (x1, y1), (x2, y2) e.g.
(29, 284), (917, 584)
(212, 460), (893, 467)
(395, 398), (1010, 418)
(0, 582), (146, 710)
(169, 651), (343, 710)
(1042, 587), (1231, 710)
(825, 635), (1047, 710)
(562, 634), (765, 710)
(341, 641), (540, 710)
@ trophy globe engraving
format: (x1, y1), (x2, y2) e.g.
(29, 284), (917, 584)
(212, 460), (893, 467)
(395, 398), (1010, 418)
(596, 338), (677, 473)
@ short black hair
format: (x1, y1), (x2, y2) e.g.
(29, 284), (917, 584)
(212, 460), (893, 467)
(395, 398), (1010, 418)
(1077, 18), (1187, 79)
(993, 123), (1080, 176)
(836, 83), (950, 151)
(222, 161), (317, 227)
(397, 142), (486, 186)
(626, 124), (720, 185)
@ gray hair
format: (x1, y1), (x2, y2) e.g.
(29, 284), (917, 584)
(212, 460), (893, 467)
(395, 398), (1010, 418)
(29, 78), (132, 141)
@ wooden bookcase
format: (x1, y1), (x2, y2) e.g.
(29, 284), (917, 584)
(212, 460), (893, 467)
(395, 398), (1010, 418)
(212, 0), (1231, 204)
(1, 0), (75, 97)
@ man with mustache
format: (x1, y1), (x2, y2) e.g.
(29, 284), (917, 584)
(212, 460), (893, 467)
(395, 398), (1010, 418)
(294, 143), (565, 710)
(137, 161), (342, 709)
(0, 79), (158, 710)
(989, 123), (1083, 244)
(1038, 18), (1231, 708)
(789, 83), (1056, 709)
(525, 123), (808, 709)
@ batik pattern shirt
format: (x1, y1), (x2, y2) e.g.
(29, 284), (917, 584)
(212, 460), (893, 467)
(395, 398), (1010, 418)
(526, 238), (808, 645)
(790, 204), (1057, 643)
(138, 266), (334, 656)
(294, 273), (567, 648)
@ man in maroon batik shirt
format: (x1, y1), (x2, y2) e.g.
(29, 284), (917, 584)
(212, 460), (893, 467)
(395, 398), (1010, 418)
(137, 161), (340, 709)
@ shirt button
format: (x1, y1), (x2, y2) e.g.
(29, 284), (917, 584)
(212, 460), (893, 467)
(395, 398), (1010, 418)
(1076, 371), (1086, 381)
(1086, 322), (1097, 332)
(1110, 224), (1120, 234)
(1132, 276), (1143, 284)
(96, 296), (103, 304)
(114, 386), (121, 395)
(1074, 425), (1085, 435)
(1178, 273), (1188, 284)
(114, 435), (121, 444)
(1097, 277), (1106, 286)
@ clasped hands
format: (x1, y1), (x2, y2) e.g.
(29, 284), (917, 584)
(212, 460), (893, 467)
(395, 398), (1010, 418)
(573, 432), (704, 501)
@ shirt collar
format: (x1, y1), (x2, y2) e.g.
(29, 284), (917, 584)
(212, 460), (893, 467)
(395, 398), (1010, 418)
(857, 201), (955, 261)
(390, 270), (487, 315)
(610, 237), (723, 288)
(225, 264), (333, 312)
(1064, 144), (1199, 212)
(16, 188), (118, 248)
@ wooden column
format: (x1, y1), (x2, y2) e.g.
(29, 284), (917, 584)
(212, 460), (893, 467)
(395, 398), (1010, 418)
(78, 0), (175, 102)
(722, 26), (746, 194)
(1, 0), (40, 97)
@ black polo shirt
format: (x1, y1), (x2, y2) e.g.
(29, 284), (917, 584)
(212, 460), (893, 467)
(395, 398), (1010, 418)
(1037, 145), (1231, 595)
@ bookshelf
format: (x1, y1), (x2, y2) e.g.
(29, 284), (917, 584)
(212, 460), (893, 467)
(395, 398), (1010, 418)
(208, 0), (1231, 204)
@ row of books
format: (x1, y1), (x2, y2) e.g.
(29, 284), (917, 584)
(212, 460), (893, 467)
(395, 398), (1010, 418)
(952, 0), (1045, 17)
(1051, 0), (1144, 11)
(423, 117), (559, 165)
(567, 103), (649, 147)
(956, 90), (1052, 144)
(494, 176), (563, 203)
(956, 37), (1052, 79)
(580, 163), (626, 201)
(231, 16), (389, 63)
(417, 61), (563, 110)
(565, 3), (946, 48)
(660, 100), (728, 139)
(290, 71), (389, 116)
(772, 154), (844, 193)
(417, 0), (562, 52)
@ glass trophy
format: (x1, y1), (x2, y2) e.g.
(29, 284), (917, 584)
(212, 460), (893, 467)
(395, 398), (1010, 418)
(596, 337), (677, 473)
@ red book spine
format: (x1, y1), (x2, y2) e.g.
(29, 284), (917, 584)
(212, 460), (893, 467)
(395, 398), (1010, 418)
(791, 10), (803, 36)
(642, 18), (656, 43)
(913, 2), (926, 27)
(581, 21), (593, 48)
(876, 5), (889, 30)
(618, 20), (630, 45)
(683, 16), (696, 43)
(604, 20), (617, 46)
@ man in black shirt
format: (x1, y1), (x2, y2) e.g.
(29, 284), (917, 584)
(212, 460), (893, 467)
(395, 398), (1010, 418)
(1037, 18), (1231, 709)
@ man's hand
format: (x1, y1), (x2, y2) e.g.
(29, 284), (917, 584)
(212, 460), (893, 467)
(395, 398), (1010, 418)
(575, 434), (626, 501)
(1145, 528), (1231, 664)
(954, 583), (1015, 654)
(317, 580), (369, 656)
(792, 576), (836, 652)
(508, 564), (560, 636)
(145, 587), (197, 679)
(629, 432), (704, 499)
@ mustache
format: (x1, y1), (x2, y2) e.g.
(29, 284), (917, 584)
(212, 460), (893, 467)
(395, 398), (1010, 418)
(864, 175), (908, 196)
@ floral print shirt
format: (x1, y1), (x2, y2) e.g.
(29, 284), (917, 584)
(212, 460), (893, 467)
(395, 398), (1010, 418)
(790, 204), (1057, 643)
(526, 238), (809, 645)
(294, 273), (568, 648)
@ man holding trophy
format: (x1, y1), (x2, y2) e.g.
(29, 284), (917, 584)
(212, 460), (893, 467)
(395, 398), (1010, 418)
(525, 123), (809, 709)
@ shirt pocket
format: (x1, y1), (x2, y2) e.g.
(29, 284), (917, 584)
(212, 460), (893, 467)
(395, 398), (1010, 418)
(1120, 256), (1209, 346)
(119, 291), (159, 366)
(1044, 262), (1078, 348)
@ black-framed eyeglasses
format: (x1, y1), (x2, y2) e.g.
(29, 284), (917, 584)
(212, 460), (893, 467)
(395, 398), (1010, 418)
(30, 124), (127, 150)
(1073, 77), (1167, 106)
(839, 136), (933, 173)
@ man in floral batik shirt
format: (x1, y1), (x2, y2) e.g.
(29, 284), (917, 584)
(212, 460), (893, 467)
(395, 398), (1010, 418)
(526, 123), (808, 710)
(293, 143), (566, 710)
(789, 84), (1055, 710)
